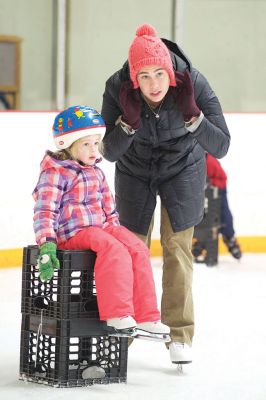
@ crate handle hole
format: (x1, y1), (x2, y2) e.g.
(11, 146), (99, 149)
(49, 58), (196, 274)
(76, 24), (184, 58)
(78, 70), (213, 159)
(70, 294), (81, 302)
(84, 298), (98, 312)
(33, 296), (50, 309)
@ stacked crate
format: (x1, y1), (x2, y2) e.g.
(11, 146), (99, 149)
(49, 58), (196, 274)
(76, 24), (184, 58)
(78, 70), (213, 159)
(193, 185), (221, 267)
(19, 245), (128, 387)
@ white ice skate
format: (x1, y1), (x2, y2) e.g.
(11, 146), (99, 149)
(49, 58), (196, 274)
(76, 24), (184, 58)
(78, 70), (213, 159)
(133, 321), (171, 342)
(169, 342), (192, 364)
(106, 316), (137, 337)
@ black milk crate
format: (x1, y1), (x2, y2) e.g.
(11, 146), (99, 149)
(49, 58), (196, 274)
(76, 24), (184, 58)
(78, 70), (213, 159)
(198, 185), (220, 228)
(21, 245), (100, 319)
(19, 313), (128, 387)
(193, 226), (219, 266)
(193, 185), (221, 267)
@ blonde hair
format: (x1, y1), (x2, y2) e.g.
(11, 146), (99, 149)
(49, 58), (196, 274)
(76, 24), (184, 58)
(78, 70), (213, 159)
(68, 139), (80, 160)
(56, 134), (103, 161)
(53, 140), (79, 161)
(53, 149), (72, 161)
(98, 140), (105, 156)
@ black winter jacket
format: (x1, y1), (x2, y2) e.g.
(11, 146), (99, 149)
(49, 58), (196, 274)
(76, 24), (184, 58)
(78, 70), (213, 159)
(101, 39), (230, 235)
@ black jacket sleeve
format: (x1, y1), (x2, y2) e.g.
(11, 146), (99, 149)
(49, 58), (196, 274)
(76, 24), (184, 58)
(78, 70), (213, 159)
(101, 74), (136, 162)
(191, 69), (231, 159)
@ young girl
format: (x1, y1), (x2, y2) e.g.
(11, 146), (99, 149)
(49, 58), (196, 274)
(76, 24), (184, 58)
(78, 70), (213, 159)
(33, 105), (170, 339)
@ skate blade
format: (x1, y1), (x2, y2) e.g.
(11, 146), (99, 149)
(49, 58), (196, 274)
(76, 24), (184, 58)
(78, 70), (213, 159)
(133, 331), (171, 342)
(107, 327), (136, 338)
(172, 360), (192, 365)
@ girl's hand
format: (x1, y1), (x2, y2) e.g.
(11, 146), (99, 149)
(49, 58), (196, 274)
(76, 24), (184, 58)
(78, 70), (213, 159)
(38, 242), (60, 281)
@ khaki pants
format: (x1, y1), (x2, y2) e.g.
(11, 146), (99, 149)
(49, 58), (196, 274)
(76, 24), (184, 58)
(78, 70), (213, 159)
(133, 206), (194, 346)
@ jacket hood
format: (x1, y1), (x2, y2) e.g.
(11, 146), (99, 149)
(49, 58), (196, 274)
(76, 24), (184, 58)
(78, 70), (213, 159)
(39, 151), (102, 173)
(161, 38), (191, 72)
(120, 38), (191, 81)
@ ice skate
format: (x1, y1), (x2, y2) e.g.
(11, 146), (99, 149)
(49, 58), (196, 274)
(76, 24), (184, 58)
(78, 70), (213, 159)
(223, 236), (242, 260)
(169, 342), (192, 365)
(133, 320), (171, 342)
(106, 316), (137, 338)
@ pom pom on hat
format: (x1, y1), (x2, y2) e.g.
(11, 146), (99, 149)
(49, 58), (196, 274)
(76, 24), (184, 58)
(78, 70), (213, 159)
(128, 23), (176, 89)
(135, 23), (157, 37)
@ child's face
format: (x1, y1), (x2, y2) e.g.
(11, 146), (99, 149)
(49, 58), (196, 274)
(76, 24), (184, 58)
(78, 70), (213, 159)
(75, 134), (101, 166)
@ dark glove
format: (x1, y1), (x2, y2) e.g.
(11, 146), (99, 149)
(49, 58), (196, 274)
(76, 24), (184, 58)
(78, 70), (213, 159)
(119, 81), (142, 129)
(172, 71), (200, 122)
(38, 242), (60, 281)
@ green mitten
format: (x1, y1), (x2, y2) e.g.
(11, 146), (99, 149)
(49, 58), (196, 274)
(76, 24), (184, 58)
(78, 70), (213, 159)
(38, 242), (60, 281)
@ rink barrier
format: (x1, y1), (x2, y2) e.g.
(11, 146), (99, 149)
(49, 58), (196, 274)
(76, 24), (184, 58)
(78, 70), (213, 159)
(1, 236), (266, 268)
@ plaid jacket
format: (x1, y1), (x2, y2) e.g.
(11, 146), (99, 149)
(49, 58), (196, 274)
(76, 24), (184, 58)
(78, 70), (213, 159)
(33, 152), (119, 245)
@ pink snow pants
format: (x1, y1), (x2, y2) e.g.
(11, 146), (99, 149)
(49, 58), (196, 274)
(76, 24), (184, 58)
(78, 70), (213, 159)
(58, 225), (160, 323)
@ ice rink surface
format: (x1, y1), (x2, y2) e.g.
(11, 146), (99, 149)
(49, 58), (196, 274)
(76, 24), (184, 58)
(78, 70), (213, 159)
(0, 254), (266, 400)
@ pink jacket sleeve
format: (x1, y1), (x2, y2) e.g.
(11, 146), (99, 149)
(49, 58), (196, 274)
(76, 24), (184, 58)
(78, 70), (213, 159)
(33, 168), (65, 245)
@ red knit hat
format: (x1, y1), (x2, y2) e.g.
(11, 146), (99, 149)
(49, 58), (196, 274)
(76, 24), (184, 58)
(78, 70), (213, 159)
(128, 23), (176, 89)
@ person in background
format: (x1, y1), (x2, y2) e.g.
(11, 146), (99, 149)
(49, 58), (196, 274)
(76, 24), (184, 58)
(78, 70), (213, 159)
(32, 105), (170, 340)
(100, 23), (230, 365)
(206, 153), (242, 259)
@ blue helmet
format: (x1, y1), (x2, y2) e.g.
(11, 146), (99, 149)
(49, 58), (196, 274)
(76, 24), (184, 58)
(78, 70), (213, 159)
(53, 105), (106, 150)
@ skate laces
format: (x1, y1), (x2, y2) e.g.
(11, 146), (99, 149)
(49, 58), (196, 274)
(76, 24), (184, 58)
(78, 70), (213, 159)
(172, 342), (185, 348)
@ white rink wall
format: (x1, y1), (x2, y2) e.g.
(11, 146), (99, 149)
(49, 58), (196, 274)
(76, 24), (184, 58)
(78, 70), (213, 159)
(0, 112), (265, 250)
